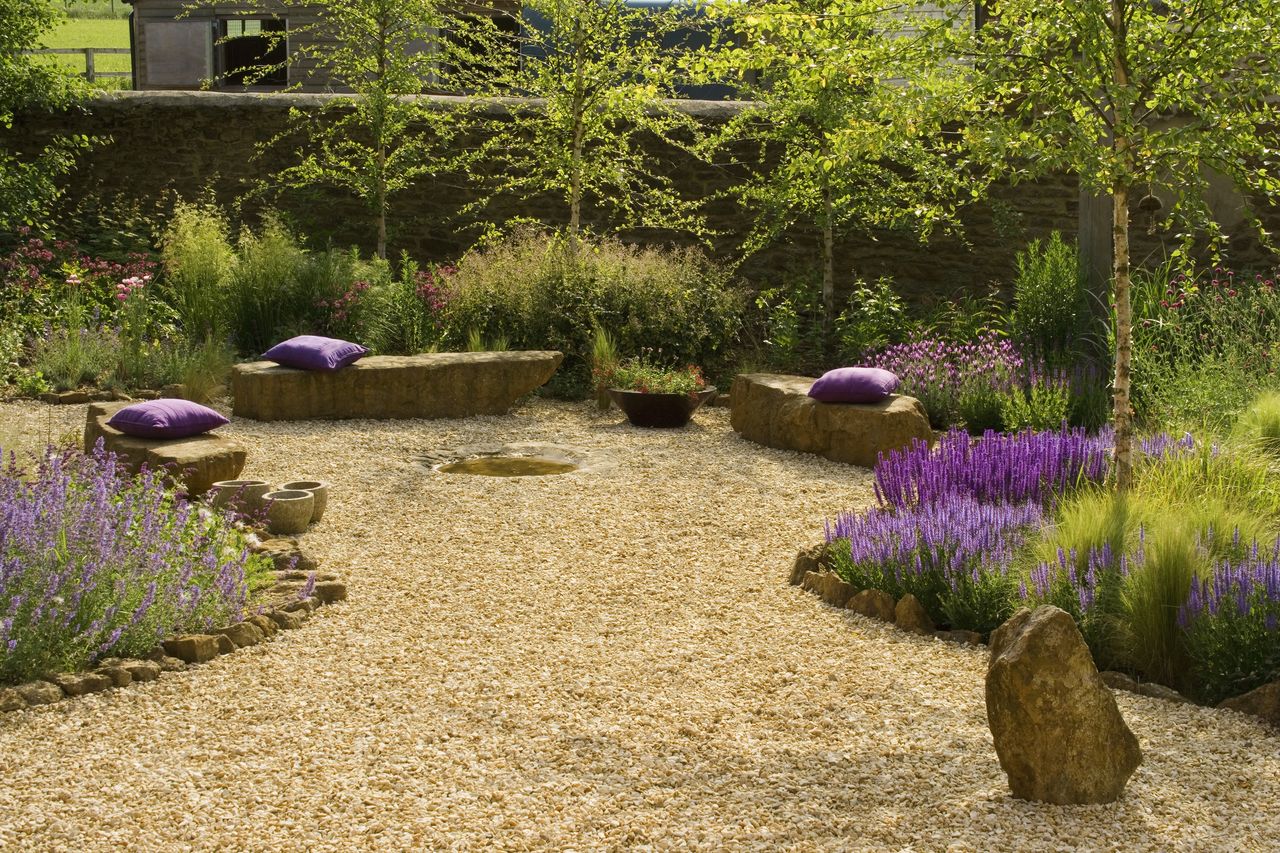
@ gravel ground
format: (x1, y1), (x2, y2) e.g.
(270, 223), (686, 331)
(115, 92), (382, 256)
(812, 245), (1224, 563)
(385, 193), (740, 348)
(0, 398), (1278, 851)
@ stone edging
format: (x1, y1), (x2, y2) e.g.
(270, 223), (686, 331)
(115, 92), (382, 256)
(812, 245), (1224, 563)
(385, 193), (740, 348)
(0, 537), (346, 714)
(791, 543), (1208, 709)
(790, 543), (984, 647)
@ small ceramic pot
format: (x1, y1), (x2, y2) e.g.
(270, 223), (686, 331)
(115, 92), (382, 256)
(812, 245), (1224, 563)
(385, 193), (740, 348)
(280, 480), (330, 523)
(209, 479), (272, 513)
(263, 489), (315, 535)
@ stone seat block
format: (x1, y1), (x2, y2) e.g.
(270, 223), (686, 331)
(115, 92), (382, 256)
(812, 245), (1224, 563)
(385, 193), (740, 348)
(729, 373), (933, 468)
(84, 402), (246, 496)
(231, 351), (564, 421)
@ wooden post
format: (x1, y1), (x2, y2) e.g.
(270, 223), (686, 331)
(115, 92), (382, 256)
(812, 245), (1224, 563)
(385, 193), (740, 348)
(84, 48), (96, 83)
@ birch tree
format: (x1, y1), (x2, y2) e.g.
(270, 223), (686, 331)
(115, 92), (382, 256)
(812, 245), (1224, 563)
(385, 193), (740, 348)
(698, 0), (972, 340)
(960, 0), (1280, 489)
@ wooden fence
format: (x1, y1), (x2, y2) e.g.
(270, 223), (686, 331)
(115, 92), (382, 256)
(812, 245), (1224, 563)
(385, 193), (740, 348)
(25, 48), (132, 85)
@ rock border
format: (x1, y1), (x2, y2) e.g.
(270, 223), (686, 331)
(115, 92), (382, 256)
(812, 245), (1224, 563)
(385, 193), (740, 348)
(0, 537), (347, 715)
(790, 543), (984, 647)
(791, 544), (1205, 709)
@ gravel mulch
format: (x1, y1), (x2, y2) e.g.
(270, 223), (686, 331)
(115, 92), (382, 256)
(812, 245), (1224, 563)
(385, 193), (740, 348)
(0, 398), (1278, 850)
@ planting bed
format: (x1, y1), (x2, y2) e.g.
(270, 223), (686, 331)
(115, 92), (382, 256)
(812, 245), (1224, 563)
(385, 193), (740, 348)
(0, 399), (1277, 849)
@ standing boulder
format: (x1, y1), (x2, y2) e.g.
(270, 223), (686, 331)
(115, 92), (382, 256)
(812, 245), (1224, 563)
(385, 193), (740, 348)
(985, 606), (1142, 804)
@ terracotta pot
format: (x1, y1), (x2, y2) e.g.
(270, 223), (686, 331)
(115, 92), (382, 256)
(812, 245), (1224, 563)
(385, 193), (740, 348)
(209, 479), (271, 513)
(263, 489), (315, 535)
(280, 480), (329, 523)
(608, 386), (717, 428)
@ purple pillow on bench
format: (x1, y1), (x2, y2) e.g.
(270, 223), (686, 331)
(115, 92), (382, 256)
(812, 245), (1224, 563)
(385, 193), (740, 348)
(808, 367), (901, 404)
(107, 399), (230, 439)
(262, 335), (368, 371)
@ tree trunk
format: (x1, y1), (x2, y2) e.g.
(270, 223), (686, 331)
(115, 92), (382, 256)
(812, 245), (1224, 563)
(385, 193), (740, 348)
(820, 167), (835, 351)
(376, 145), (387, 260)
(1112, 180), (1134, 491)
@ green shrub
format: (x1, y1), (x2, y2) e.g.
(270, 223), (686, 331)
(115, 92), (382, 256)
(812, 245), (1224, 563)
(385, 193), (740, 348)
(179, 336), (236, 403)
(1009, 231), (1089, 364)
(31, 300), (121, 391)
(1001, 371), (1072, 432)
(835, 276), (909, 361)
(160, 200), (236, 342)
(359, 256), (449, 355)
(222, 217), (362, 354)
(442, 229), (744, 395)
(1231, 390), (1280, 455)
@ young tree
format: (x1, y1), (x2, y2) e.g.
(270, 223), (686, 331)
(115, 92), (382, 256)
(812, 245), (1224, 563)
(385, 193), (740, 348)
(453, 0), (706, 251)
(698, 0), (973, 339)
(960, 0), (1280, 490)
(206, 0), (455, 259)
(0, 0), (88, 232)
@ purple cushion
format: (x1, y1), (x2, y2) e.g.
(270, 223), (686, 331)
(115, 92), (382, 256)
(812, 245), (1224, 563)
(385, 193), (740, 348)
(107, 399), (230, 439)
(807, 367), (901, 404)
(261, 335), (368, 371)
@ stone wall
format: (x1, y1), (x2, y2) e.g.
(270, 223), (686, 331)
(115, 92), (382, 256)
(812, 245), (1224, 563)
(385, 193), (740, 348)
(8, 91), (1272, 302)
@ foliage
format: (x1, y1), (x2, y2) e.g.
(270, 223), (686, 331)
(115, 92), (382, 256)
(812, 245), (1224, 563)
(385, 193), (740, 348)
(874, 427), (1112, 511)
(213, 0), (455, 258)
(835, 277), (910, 362)
(0, 0), (90, 231)
(457, 0), (705, 243)
(1009, 232), (1090, 365)
(1181, 547), (1280, 704)
(589, 325), (619, 409)
(959, 0), (1280, 490)
(1000, 369), (1072, 432)
(595, 353), (706, 396)
(700, 0), (972, 335)
(159, 200), (235, 342)
(1233, 391), (1280, 456)
(358, 258), (452, 355)
(0, 442), (270, 683)
(862, 332), (1026, 430)
(221, 217), (363, 355)
(827, 497), (1041, 635)
(442, 228), (744, 394)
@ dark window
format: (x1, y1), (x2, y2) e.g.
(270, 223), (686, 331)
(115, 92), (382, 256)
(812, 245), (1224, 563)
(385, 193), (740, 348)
(218, 18), (287, 87)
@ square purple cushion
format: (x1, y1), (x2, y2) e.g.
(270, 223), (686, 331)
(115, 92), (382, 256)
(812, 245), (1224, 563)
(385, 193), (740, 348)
(807, 367), (901, 404)
(261, 335), (368, 371)
(107, 399), (230, 439)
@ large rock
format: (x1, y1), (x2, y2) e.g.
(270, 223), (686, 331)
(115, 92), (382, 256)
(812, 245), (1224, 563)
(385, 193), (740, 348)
(84, 403), (246, 496)
(986, 606), (1142, 804)
(231, 351), (563, 421)
(730, 374), (933, 468)
(895, 594), (935, 635)
(1218, 679), (1280, 728)
(800, 571), (853, 608)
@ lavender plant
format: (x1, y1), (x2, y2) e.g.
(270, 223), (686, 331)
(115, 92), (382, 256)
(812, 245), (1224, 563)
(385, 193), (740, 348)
(826, 497), (1043, 634)
(874, 427), (1112, 510)
(1180, 545), (1280, 704)
(0, 442), (270, 683)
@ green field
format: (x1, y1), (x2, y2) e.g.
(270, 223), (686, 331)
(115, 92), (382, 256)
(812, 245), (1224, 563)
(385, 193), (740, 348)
(43, 18), (132, 88)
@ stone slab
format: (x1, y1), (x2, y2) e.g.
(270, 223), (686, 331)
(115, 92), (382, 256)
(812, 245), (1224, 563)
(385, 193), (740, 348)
(84, 403), (246, 496)
(729, 374), (933, 468)
(231, 351), (564, 421)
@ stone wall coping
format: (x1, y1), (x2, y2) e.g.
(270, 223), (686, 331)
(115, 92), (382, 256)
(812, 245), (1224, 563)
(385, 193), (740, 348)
(84, 89), (755, 121)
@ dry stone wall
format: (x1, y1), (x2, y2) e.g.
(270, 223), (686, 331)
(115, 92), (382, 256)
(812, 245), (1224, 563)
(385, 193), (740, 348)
(8, 91), (1274, 301)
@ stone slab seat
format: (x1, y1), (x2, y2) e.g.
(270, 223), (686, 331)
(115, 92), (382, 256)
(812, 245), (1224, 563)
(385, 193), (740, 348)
(729, 373), (933, 468)
(231, 351), (565, 422)
(84, 403), (247, 496)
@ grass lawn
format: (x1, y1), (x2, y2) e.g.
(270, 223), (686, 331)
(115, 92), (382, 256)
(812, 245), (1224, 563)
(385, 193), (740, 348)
(43, 18), (132, 87)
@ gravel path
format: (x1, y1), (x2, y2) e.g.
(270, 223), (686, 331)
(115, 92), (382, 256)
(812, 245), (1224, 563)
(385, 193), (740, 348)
(1, 399), (1278, 851)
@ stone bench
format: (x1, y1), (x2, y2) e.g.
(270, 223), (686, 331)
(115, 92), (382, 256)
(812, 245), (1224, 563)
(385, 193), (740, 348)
(231, 351), (564, 421)
(729, 373), (933, 468)
(84, 403), (247, 496)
